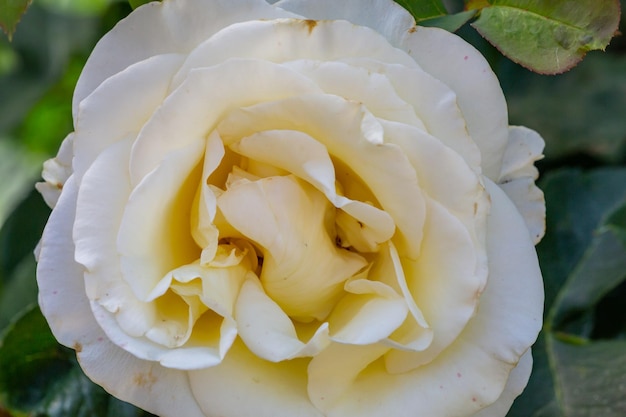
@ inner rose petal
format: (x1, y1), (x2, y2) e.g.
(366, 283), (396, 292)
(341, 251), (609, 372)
(118, 141), (204, 301)
(228, 129), (395, 250)
(217, 93), (426, 259)
(217, 175), (367, 321)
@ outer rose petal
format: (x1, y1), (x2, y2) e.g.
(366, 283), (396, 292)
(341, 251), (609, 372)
(401, 26), (509, 181)
(498, 126), (546, 244)
(275, 0), (414, 45)
(36, 177), (205, 417)
(73, 53), (185, 181)
(73, 0), (296, 116)
(35, 133), (74, 208)
(471, 350), (533, 417)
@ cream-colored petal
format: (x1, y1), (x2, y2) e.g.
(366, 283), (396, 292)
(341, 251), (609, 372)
(400, 26), (509, 180)
(381, 120), (485, 218)
(36, 133), (74, 208)
(143, 258), (248, 359)
(471, 349), (533, 417)
(73, 53), (184, 181)
(229, 129), (395, 248)
(77, 335), (205, 417)
(218, 94), (426, 258)
(318, 179), (543, 417)
(385, 197), (487, 373)
(218, 175), (367, 321)
(74, 137), (157, 338)
(372, 243), (433, 352)
(189, 340), (323, 417)
(73, 0), (295, 116)
(285, 60), (424, 127)
(337, 59), (482, 173)
(37, 175), (92, 348)
(274, 0), (414, 46)
(307, 342), (390, 412)
(329, 278), (408, 344)
(171, 18), (417, 89)
(118, 140), (204, 301)
(190, 130), (224, 254)
(498, 126), (546, 244)
(129, 59), (321, 184)
(36, 176), (204, 417)
(74, 138), (227, 368)
(236, 279), (330, 361)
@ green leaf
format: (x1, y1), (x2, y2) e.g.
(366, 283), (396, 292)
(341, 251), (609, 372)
(508, 168), (626, 416)
(472, 0), (621, 74)
(0, 186), (51, 331)
(394, 0), (448, 21)
(0, 305), (156, 417)
(604, 205), (626, 248)
(547, 336), (626, 417)
(0, 0), (32, 40)
(418, 9), (477, 32)
(128, 0), (155, 9)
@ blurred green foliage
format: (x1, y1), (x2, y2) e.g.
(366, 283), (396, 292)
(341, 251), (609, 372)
(0, 0), (625, 416)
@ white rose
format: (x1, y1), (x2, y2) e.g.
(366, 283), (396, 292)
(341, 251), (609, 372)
(36, 0), (545, 416)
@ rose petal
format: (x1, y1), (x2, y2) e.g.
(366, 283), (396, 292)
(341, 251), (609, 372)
(73, 0), (295, 116)
(171, 18), (417, 89)
(236, 278), (330, 361)
(189, 340), (323, 417)
(275, 0), (414, 45)
(36, 133), (74, 208)
(401, 26), (509, 180)
(317, 180), (542, 417)
(218, 93), (426, 258)
(307, 342), (390, 411)
(74, 137), (157, 337)
(37, 175), (92, 348)
(36, 176), (204, 417)
(498, 126), (546, 243)
(190, 130), (224, 256)
(229, 129), (395, 248)
(77, 336), (205, 417)
(333, 59), (483, 174)
(328, 278), (408, 345)
(119, 140), (204, 301)
(471, 350), (533, 417)
(284, 60), (424, 127)
(73, 53), (185, 181)
(129, 59), (322, 184)
(384, 196), (487, 373)
(218, 175), (367, 321)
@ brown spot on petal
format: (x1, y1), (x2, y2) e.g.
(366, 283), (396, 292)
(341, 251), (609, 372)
(408, 26), (417, 33)
(304, 19), (317, 34)
(134, 370), (157, 390)
(73, 342), (82, 353)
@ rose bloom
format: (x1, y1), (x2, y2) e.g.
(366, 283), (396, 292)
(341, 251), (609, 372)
(35, 0), (545, 416)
